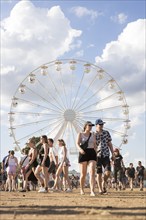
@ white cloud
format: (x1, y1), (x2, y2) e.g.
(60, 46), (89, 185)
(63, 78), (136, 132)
(122, 151), (145, 167)
(111, 13), (128, 24)
(1, 65), (16, 75)
(1, 0), (82, 110)
(95, 19), (145, 143)
(95, 19), (145, 110)
(71, 6), (103, 21)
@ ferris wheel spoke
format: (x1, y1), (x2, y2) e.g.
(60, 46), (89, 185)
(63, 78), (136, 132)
(14, 97), (62, 114)
(72, 120), (82, 134)
(25, 85), (64, 113)
(77, 91), (122, 113)
(50, 120), (68, 144)
(105, 127), (127, 136)
(71, 73), (85, 109)
(36, 78), (65, 111)
(74, 81), (109, 111)
(59, 70), (69, 108)
(69, 71), (75, 108)
(16, 117), (64, 142)
(12, 116), (62, 128)
(80, 105), (123, 114)
(53, 121), (67, 143)
(47, 71), (67, 109)
(74, 118), (85, 130)
(16, 125), (52, 142)
(10, 111), (61, 117)
(70, 123), (78, 148)
(76, 115), (127, 122)
(73, 71), (99, 109)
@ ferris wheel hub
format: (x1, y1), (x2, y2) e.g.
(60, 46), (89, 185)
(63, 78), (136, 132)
(63, 109), (76, 122)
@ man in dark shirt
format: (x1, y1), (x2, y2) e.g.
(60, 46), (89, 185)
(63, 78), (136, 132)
(136, 161), (145, 191)
(127, 163), (135, 191)
(111, 148), (124, 190)
(95, 119), (114, 194)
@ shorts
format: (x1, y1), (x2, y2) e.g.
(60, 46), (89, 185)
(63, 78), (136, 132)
(78, 148), (97, 163)
(96, 156), (111, 173)
(138, 175), (144, 182)
(25, 159), (38, 173)
(37, 155), (50, 167)
(7, 165), (17, 175)
(48, 161), (56, 174)
(113, 167), (123, 182)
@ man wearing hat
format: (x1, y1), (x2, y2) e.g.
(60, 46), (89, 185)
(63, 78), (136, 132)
(95, 119), (114, 194)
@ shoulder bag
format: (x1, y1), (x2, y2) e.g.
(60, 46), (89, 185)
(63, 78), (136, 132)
(80, 133), (91, 151)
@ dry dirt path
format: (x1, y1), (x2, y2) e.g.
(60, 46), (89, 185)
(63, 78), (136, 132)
(0, 188), (146, 220)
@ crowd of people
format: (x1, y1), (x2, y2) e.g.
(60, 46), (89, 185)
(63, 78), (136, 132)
(0, 119), (145, 195)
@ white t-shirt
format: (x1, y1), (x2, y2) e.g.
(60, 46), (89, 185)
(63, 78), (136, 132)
(58, 146), (69, 163)
(49, 146), (58, 164)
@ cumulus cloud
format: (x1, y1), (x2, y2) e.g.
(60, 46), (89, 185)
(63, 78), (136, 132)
(1, 0), (82, 110)
(71, 6), (103, 21)
(95, 19), (145, 131)
(111, 13), (128, 24)
(1, 65), (16, 75)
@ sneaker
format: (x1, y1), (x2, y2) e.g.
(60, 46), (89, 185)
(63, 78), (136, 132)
(38, 187), (47, 193)
(38, 187), (44, 192)
(90, 192), (96, 197)
(66, 188), (72, 192)
(19, 189), (27, 192)
(49, 188), (58, 192)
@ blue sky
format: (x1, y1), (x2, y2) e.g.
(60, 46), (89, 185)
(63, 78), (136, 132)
(0, 0), (145, 171)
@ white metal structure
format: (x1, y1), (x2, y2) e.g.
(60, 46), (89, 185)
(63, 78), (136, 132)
(8, 59), (130, 153)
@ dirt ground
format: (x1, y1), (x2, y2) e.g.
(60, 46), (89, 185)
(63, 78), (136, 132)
(0, 188), (146, 220)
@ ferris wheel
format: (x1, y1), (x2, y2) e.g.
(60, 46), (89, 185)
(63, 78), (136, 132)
(8, 59), (130, 154)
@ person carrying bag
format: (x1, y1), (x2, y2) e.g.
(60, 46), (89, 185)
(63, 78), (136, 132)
(80, 132), (91, 151)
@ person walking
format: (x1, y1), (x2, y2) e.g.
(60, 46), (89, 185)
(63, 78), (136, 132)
(35, 135), (50, 193)
(50, 139), (72, 192)
(48, 138), (58, 181)
(136, 161), (145, 191)
(111, 148), (125, 190)
(95, 118), (114, 194)
(20, 137), (38, 192)
(5, 150), (18, 192)
(126, 163), (135, 191)
(77, 121), (97, 196)
(19, 148), (30, 190)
